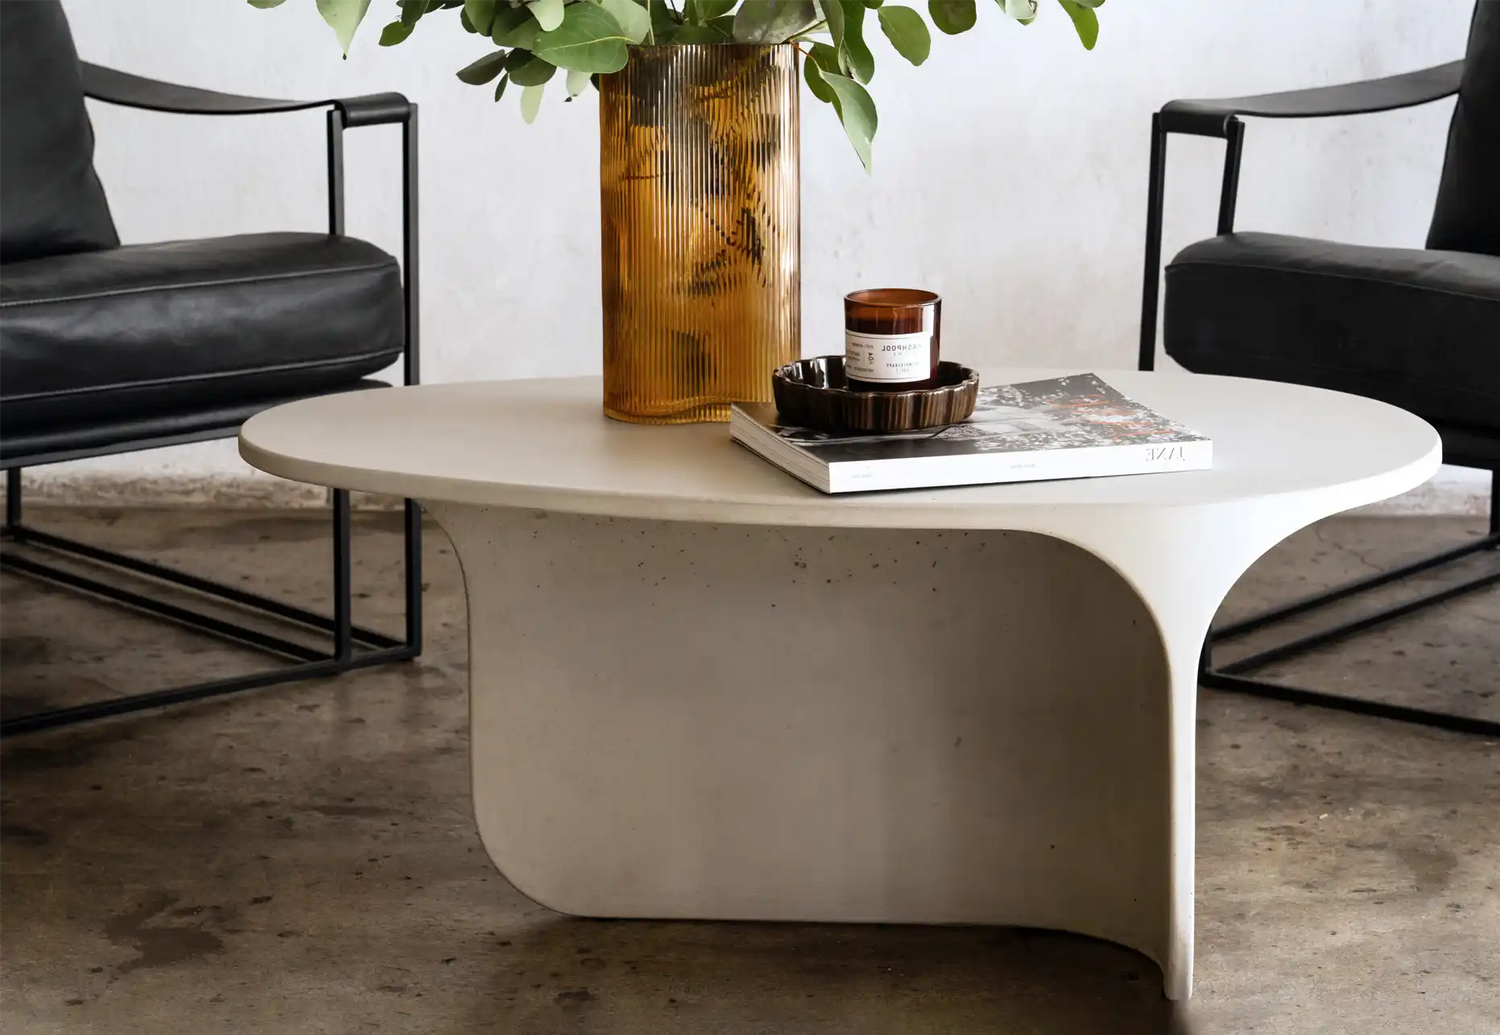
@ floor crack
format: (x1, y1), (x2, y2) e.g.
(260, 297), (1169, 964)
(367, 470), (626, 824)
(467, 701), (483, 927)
(1312, 522), (1386, 575)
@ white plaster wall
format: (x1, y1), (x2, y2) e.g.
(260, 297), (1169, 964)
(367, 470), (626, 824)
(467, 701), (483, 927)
(45, 0), (1486, 510)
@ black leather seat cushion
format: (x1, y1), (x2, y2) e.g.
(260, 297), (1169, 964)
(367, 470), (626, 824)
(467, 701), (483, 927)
(0, 232), (404, 434)
(1165, 232), (1500, 432)
(0, 1), (118, 263)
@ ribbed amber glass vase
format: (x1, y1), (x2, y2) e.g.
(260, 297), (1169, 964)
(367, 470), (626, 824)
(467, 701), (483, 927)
(599, 45), (801, 424)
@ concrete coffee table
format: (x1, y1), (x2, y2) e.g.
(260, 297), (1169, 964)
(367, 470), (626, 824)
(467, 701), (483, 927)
(240, 370), (1438, 1000)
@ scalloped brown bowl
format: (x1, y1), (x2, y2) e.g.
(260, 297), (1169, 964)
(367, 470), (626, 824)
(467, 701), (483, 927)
(772, 357), (980, 434)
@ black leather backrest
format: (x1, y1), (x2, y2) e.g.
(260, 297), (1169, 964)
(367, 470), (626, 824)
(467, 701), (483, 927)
(1428, 2), (1500, 256)
(0, 0), (118, 264)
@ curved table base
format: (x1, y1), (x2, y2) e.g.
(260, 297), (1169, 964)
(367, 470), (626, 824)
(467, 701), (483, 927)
(434, 506), (1193, 995)
(239, 372), (1443, 1004)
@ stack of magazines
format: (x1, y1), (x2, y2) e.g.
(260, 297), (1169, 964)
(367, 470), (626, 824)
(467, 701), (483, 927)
(730, 373), (1212, 494)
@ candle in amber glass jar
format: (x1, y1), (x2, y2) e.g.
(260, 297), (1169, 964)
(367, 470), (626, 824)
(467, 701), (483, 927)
(843, 289), (942, 392)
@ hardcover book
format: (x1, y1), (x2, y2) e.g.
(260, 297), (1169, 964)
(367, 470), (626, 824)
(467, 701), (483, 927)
(730, 373), (1212, 494)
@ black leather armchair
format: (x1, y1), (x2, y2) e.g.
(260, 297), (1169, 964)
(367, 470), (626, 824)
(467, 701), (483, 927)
(0, 2), (422, 735)
(1139, 3), (1499, 736)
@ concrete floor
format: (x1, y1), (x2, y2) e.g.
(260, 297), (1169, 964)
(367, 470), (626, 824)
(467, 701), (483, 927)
(1, 507), (1497, 1035)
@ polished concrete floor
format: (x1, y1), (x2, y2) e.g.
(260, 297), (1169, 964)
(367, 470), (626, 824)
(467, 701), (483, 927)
(2, 507), (1497, 1035)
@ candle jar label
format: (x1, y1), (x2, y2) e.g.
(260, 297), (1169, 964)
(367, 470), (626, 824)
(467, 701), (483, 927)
(845, 329), (934, 384)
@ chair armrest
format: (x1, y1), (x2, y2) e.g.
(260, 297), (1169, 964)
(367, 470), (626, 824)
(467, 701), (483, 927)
(1159, 59), (1464, 136)
(80, 62), (411, 127)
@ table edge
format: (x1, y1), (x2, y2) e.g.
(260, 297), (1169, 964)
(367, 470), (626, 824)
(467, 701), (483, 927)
(239, 431), (1442, 531)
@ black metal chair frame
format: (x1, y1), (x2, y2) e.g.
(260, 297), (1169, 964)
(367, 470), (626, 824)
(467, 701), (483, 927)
(1138, 60), (1500, 738)
(0, 66), (423, 738)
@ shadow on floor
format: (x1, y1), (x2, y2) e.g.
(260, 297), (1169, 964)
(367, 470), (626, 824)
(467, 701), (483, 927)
(473, 915), (1195, 1035)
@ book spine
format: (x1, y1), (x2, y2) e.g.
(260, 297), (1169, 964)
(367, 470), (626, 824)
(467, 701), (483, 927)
(828, 440), (1214, 493)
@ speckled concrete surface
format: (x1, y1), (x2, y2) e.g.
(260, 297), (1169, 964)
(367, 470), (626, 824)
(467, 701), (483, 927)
(2, 508), (1496, 1034)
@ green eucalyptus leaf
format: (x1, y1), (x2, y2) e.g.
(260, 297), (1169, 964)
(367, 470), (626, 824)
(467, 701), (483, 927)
(823, 0), (844, 46)
(823, 2), (871, 81)
(463, 0), (498, 35)
(1057, 0), (1097, 48)
(876, 5), (929, 64)
(1001, 0), (1036, 23)
(927, 0), (975, 33)
(836, 1), (874, 83)
(649, 0), (679, 42)
(684, 0), (736, 24)
(490, 5), (539, 46)
(459, 6), (476, 31)
(566, 66), (592, 97)
(733, 0), (819, 43)
(379, 18), (415, 44)
(494, 72), (509, 101)
(822, 71), (877, 172)
(803, 42), (839, 102)
(456, 49), (509, 84)
(811, 41), (842, 69)
(507, 49), (558, 84)
(863, 0), (884, 7)
(1070, 0), (1105, 6)
(600, 0), (652, 42)
(315, 0), (371, 55)
(247, 0), (287, 8)
(531, 4), (631, 74)
(527, 0), (566, 32)
(674, 22), (730, 43)
(520, 82), (546, 123)
(397, 0), (428, 26)
(709, 13), (738, 34)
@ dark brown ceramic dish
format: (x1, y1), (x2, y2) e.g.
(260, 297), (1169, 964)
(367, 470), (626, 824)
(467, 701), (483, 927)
(772, 357), (979, 433)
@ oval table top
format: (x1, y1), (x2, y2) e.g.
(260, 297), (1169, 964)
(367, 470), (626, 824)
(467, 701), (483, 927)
(239, 370), (1440, 529)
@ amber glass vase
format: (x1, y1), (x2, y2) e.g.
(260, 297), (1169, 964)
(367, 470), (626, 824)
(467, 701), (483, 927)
(599, 45), (801, 424)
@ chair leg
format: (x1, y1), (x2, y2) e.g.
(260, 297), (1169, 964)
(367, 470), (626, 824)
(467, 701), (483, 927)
(1203, 485), (1500, 737)
(4, 468), (20, 533)
(0, 491), (419, 738)
(333, 488), (353, 662)
(0, 645), (417, 737)
(403, 498), (423, 652)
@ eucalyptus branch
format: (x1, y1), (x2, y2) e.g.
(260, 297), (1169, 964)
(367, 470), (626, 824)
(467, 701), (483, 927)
(253, 0), (1105, 169)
